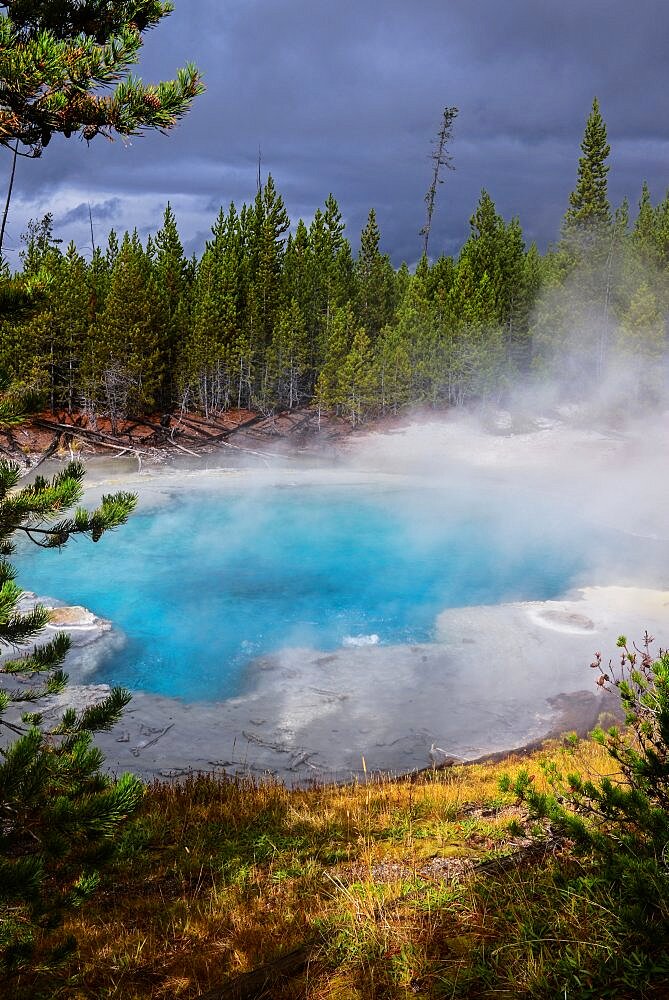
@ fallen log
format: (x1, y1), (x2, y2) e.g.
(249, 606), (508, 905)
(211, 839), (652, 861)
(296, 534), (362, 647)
(473, 836), (566, 877)
(287, 410), (317, 436)
(171, 440), (201, 458)
(83, 438), (151, 457)
(31, 432), (62, 470)
(32, 418), (139, 446)
(32, 419), (159, 458)
(218, 440), (285, 461)
(173, 411), (268, 442)
(0, 436), (21, 459)
(120, 414), (204, 445)
(195, 943), (313, 1000)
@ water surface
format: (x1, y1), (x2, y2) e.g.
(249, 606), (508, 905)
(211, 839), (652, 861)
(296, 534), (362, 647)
(18, 480), (594, 701)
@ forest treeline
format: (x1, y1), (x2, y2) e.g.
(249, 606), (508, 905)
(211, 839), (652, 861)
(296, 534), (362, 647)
(2, 99), (668, 427)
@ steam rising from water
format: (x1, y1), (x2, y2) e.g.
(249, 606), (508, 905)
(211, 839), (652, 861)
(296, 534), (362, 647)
(15, 402), (669, 780)
(347, 405), (669, 553)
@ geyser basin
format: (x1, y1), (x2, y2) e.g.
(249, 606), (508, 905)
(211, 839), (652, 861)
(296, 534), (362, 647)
(18, 477), (597, 702)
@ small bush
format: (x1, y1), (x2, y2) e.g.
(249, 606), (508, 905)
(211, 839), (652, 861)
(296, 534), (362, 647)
(503, 634), (669, 959)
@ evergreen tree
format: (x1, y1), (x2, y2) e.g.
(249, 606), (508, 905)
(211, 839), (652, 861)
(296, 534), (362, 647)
(323, 193), (346, 256)
(617, 280), (666, 398)
(427, 253), (456, 305)
(283, 219), (312, 322)
(633, 182), (656, 266)
(441, 255), (503, 404)
(105, 228), (120, 271)
(88, 231), (165, 426)
(457, 190), (535, 369)
(395, 260), (412, 302)
(181, 204), (244, 414)
(338, 325), (376, 426)
(651, 191), (669, 272)
(355, 209), (396, 342)
(262, 297), (309, 411)
(153, 203), (188, 409)
(506, 635), (669, 957)
(47, 242), (91, 412)
(375, 322), (412, 414)
(246, 176), (290, 352)
(534, 102), (628, 385)
(0, 1), (203, 155)
(307, 196), (355, 380)
(420, 106), (458, 259)
(314, 303), (356, 417)
(0, 215), (63, 401)
(563, 97), (612, 251)
(0, 459), (141, 970)
(390, 271), (440, 406)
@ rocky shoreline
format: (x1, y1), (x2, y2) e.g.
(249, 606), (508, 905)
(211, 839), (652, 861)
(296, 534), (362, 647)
(7, 585), (661, 787)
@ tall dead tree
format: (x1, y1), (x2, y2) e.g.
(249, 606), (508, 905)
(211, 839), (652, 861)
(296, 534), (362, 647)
(420, 106), (459, 259)
(0, 141), (18, 259)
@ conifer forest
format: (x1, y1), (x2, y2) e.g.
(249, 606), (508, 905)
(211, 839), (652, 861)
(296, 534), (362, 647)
(3, 98), (667, 430)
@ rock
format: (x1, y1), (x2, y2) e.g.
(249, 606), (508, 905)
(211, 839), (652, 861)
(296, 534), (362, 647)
(44, 605), (112, 648)
(429, 744), (463, 767)
(534, 609), (595, 632)
(48, 605), (103, 627)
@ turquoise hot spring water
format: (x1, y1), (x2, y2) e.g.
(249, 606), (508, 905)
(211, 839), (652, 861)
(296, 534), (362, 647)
(16, 479), (634, 703)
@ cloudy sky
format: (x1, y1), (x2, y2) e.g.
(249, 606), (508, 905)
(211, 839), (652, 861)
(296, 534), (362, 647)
(3, 0), (669, 266)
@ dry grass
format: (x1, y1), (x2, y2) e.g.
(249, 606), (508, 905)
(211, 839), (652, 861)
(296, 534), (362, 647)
(12, 735), (658, 1000)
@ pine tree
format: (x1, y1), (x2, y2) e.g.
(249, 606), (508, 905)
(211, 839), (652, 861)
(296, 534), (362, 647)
(180, 204), (243, 414)
(314, 303), (355, 417)
(427, 254), (456, 302)
(262, 297), (309, 411)
(89, 231), (165, 426)
(534, 101), (625, 385)
(457, 190), (534, 368)
(563, 97), (612, 251)
(0, 1), (203, 155)
(651, 192), (669, 272)
(355, 209), (396, 342)
(441, 255), (503, 404)
(405, 272), (441, 403)
(338, 325), (376, 426)
(0, 459), (141, 970)
(246, 176), (290, 352)
(420, 106), (458, 259)
(396, 260), (412, 301)
(0, 215), (63, 401)
(313, 196), (355, 373)
(153, 203), (188, 409)
(323, 193), (346, 256)
(375, 322), (412, 414)
(633, 182), (656, 263)
(617, 280), (666, 398)
(378, 272), (434, 409)
(47, 242), (91, 412)
(283, 219), (312, 321)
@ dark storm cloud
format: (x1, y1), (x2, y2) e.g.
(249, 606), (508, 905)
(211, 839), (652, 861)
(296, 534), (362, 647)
(3, 0), (669, 264)
(55, 197), (122, 227)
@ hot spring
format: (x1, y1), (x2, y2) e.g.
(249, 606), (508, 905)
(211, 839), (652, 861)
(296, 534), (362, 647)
(15, 416), (669, 781)
(21, 478), (600, 701)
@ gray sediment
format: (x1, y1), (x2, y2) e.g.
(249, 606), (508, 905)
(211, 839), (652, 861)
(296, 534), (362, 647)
(10, 584), (664, 786)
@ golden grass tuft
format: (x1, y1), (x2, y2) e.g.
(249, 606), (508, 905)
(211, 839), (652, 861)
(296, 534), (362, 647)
(11, 736), (647, 999)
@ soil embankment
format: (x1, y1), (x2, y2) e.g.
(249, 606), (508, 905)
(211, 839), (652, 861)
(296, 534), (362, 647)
(2, 406), (358, 470)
